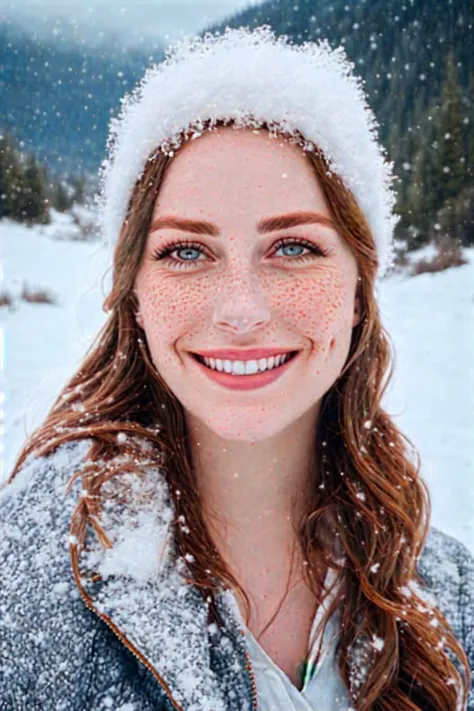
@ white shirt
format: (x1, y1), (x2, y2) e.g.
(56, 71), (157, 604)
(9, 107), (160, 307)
(233, 568), (355, 711)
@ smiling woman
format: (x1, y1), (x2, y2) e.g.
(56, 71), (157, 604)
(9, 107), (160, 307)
(132, 125), (361, 447)
(1, 25), (473, 711)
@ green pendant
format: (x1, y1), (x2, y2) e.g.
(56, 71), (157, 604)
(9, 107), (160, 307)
(300, 658), (316, 690)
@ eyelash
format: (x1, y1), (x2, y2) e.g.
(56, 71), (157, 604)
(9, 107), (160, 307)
(150, 237), (329, 270)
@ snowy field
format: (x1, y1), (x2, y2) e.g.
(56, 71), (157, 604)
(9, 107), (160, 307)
(2, 212), (473, 553)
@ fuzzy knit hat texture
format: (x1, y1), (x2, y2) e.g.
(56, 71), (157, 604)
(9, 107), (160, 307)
(99, 25), (399, 279)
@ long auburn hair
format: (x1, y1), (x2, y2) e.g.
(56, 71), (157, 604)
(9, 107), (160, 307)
(7, 120), (470, 710)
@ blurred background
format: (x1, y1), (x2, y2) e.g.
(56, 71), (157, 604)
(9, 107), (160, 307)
(1, 0), (473, 550)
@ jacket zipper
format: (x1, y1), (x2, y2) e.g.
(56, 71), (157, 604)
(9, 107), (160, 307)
(240, 630), (259, 711)
(72, 568), (184, 711)
(74, 557), (259, 710)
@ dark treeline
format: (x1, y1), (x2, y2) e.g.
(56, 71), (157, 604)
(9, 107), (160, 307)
(0, 132), (86, 224)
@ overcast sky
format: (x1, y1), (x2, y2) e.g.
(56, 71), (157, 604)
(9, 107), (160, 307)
(4, 0), (263, 46)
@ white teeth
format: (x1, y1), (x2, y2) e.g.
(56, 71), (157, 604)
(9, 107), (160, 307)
(244, 360), (259, 375)
(234, 361), (246, 375)
(201, 352), (292, 375)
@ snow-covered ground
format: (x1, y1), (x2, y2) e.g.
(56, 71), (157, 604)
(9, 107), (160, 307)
(2, 211), (473, 553)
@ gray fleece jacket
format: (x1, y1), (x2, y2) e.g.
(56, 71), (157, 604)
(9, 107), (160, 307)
(0, 439), (473, 711)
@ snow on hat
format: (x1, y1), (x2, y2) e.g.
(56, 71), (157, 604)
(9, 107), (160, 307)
(99, 25), (399, 279)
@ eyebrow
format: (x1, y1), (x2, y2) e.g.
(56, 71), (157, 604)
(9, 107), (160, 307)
(149, 210), (336, 236)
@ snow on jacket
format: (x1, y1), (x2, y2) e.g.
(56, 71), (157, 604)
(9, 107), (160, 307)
(1, 438), (473, 711)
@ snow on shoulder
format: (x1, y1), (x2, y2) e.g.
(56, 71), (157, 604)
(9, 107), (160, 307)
(0, 438), (92, 506)
(94, 475), (174, 583)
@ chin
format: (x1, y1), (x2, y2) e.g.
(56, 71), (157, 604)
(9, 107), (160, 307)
(193, 408), (300, 443)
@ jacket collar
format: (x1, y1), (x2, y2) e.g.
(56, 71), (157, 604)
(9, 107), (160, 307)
(74, 458), (257, 710)
(73, 451), (373, 709)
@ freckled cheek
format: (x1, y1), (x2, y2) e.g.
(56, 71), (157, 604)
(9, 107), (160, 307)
(138, 278), (212, 343)
(138, 272), (353, 350)
(273, 275), (351, 339)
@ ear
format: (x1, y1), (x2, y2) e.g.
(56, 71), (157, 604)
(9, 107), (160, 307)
(133, 289), (145, 329)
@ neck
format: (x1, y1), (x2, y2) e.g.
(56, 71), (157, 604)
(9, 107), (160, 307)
(186, 409), (320, 578)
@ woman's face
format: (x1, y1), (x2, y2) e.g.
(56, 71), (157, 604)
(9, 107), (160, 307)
(134, 126), (361, 441)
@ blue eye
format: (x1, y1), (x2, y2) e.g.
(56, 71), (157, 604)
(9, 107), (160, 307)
(151, 237), (328, 270)
(279, 243), (306, 258)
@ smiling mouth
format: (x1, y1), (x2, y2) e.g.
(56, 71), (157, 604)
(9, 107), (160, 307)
(191, 350), (299, 374)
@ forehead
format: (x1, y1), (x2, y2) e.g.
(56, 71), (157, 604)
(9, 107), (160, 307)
(153, 126), (331, 224)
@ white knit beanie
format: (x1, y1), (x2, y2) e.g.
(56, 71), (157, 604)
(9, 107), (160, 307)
(99, 25), (399, 279)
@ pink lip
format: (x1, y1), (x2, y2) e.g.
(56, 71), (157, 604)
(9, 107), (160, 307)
(190, 351), (299, 391)
(191, 347), (298, 360)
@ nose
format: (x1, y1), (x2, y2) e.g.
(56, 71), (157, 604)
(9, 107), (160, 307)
(212, 272), (272, 335)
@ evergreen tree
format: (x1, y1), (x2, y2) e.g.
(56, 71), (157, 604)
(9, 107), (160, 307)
(404, 142), (426, 243)
(434, 54), (466, 206)
(51, 179), (72, 212)
(0, 132), (50, 223)
(419, 104), (441, 231)
(0, 133), (24, 219)
(0, 134), (16, 218)
(70, 174), (86, 205)
(465, 71), (474, 184)
(22, 154), (49, 224)
(7, 151), (27, 222)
